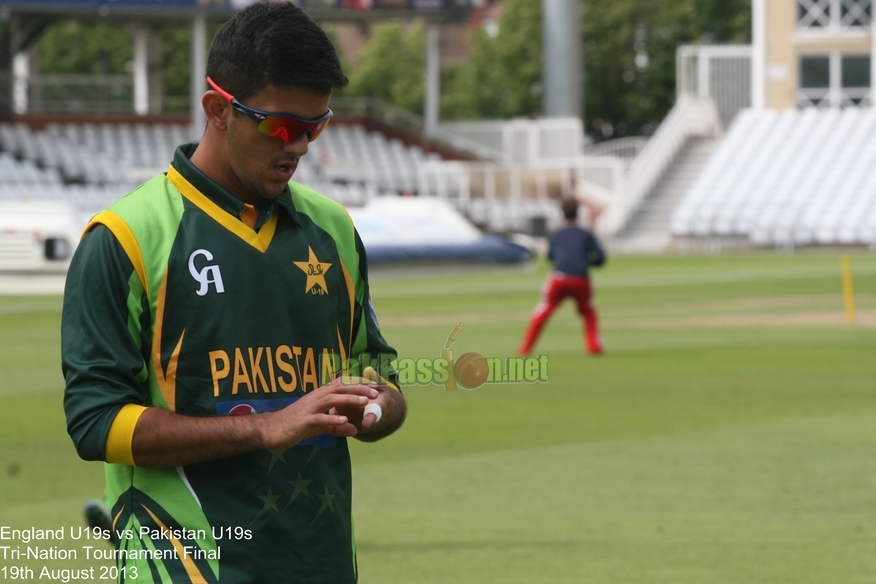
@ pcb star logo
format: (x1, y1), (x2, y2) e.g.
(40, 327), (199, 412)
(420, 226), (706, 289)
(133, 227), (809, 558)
(294, 247), (332, 295)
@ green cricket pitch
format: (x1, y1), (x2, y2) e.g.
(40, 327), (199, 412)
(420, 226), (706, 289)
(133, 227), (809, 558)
(1, 252), (875, 583)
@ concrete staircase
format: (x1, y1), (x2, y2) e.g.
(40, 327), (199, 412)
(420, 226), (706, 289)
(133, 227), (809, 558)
(609, 137), (717, 254)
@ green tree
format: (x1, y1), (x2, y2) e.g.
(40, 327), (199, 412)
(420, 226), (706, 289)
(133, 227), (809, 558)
(584, 0), (751, 138)
(159, 22), (221, 110)
(340, 0), (542, 121)
(37, 20), (222, 112)
(438, 0), (751, 134)
(343, 21), (426, 115)
(39, 21), (132, 74)
(442, 0), (542, 120)
(160, 25), (194, 110)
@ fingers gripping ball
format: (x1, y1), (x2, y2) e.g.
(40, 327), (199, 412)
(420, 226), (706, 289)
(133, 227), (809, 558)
(454, 352), (489, 390)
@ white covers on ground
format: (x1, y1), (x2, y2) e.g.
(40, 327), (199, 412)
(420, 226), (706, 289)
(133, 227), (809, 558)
(346, 197), (531, 264)
(670, 107), (876, 246)
(348, 197), (482, 247)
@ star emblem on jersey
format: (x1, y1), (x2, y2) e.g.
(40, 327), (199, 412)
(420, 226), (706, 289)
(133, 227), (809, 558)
(284, 472), (312, 510)
(294, 247), (332, 296)
(251, 485), (282, 524)
(312, 485), (335, 524)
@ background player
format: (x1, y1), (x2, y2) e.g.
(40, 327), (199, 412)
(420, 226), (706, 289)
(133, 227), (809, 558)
(519, 198), (606, 356)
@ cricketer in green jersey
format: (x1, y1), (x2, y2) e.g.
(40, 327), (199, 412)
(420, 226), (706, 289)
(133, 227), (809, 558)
(62, 4), (407, 583)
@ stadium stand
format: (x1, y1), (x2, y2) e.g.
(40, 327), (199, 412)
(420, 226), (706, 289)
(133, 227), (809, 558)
(0, 119), (575, 238)
(670, 107), (876, 248)
(302, 124), (443, 205)
(0, 121), (442, 213)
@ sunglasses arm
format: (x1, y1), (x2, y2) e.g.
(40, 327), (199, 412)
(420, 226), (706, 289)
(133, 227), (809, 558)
(206, 76), (236, 103)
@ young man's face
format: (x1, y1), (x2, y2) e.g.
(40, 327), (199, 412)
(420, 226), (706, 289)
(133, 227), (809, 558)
(224, 84), (331, 204)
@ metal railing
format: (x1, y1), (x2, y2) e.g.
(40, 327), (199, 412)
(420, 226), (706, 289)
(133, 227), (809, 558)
(677, 44), (752, 129)
(14, 73), (190, 114)
(416, 155), (626, 234)
(440, 117), (587, 167)
(24, 74), (134, 113)
(797, 0), (872, 30)
(601, 95), (721, 236)
(584, 136), (649, 171)
(413, 115), (629, 234)
(797, 86), (872, 107)
(330, 96), (504, 161)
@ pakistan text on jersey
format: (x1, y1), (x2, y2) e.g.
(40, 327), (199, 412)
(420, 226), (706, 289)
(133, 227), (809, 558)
(209, 347), (396, 397)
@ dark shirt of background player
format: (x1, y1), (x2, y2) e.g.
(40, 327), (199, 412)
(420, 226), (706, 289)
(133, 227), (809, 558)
(548, 221), (605, 277)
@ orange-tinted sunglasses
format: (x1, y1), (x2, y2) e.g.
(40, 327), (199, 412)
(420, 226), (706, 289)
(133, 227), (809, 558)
(206, 76), (332, 143)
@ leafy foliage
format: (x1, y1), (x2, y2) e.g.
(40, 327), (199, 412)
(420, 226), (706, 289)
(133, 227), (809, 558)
(33, 1), (751, 136)
(342, 0), (750, 138)
(160, 25), (195, 105)
(343, 21), (426, 115)
(441, 0), (542, 120)
(39, 21), (132, 75)
(38, 20), (220, 110)
(584, 0), (751, 139)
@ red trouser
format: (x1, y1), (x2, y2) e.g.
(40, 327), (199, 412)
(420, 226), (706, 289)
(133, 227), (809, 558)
(519, 273), (602, 355)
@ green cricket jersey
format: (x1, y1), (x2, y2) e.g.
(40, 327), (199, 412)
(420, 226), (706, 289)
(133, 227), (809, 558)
(62, 145), (398, 583)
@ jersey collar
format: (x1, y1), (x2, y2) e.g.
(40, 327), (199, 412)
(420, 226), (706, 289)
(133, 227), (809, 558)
(171, 144), (300, 229)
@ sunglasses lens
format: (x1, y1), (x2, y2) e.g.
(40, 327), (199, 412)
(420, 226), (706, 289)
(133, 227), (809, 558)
(258, 116), (330, 143)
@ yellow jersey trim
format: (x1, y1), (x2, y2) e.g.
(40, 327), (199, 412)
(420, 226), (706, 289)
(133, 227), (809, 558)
(166, 164), (278, 253)
(105, 404), (148, 466)
(142, 505), (209, 584)
(153, 269), (185, 413)
(339, 260), (355, 351)
(84, 211), (148, 293)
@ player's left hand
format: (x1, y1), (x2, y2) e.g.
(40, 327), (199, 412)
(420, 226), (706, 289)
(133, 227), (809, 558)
(330, 366), (397, 432)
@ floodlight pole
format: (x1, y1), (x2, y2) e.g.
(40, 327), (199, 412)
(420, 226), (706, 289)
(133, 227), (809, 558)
(191, 14), (207, 141)
(872, 7), (876, 107)
(542, 0), (581, 118)
(133, 24), (148, 116)
(751, 0), (766, 109)
(424, 22), (440, 141)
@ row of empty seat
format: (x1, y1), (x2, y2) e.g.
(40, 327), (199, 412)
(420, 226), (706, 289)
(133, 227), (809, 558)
(0, 121), (440, 194)
(0, 120), (567, 238)
(311, 125), (441, 194)
(0, 183), (128, 212)
(0, 152), (63, 186)
(0, 122), (182, 185)
(671, 107), (876, 246)
(468, 198), (565, 234)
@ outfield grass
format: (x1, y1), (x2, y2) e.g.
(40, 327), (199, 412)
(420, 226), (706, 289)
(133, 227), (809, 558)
(1, 252), (875, 583)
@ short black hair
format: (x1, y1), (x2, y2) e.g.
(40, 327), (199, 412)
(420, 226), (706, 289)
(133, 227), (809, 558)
(561, 198), (578, 220)
(206, 2), (348, 101)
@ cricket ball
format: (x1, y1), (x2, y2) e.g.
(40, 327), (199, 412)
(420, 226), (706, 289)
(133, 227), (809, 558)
(454, 352), (489, 390)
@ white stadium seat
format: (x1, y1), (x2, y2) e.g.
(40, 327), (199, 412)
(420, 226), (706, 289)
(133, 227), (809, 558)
(671, 107), (876, 246)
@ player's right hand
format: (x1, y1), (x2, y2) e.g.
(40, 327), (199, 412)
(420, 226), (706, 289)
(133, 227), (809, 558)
(259, 378), (378, 450)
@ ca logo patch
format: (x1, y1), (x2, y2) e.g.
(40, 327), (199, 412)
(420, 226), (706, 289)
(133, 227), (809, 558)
(189, 249), (225, 296)
(294, 246), (332, 295)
